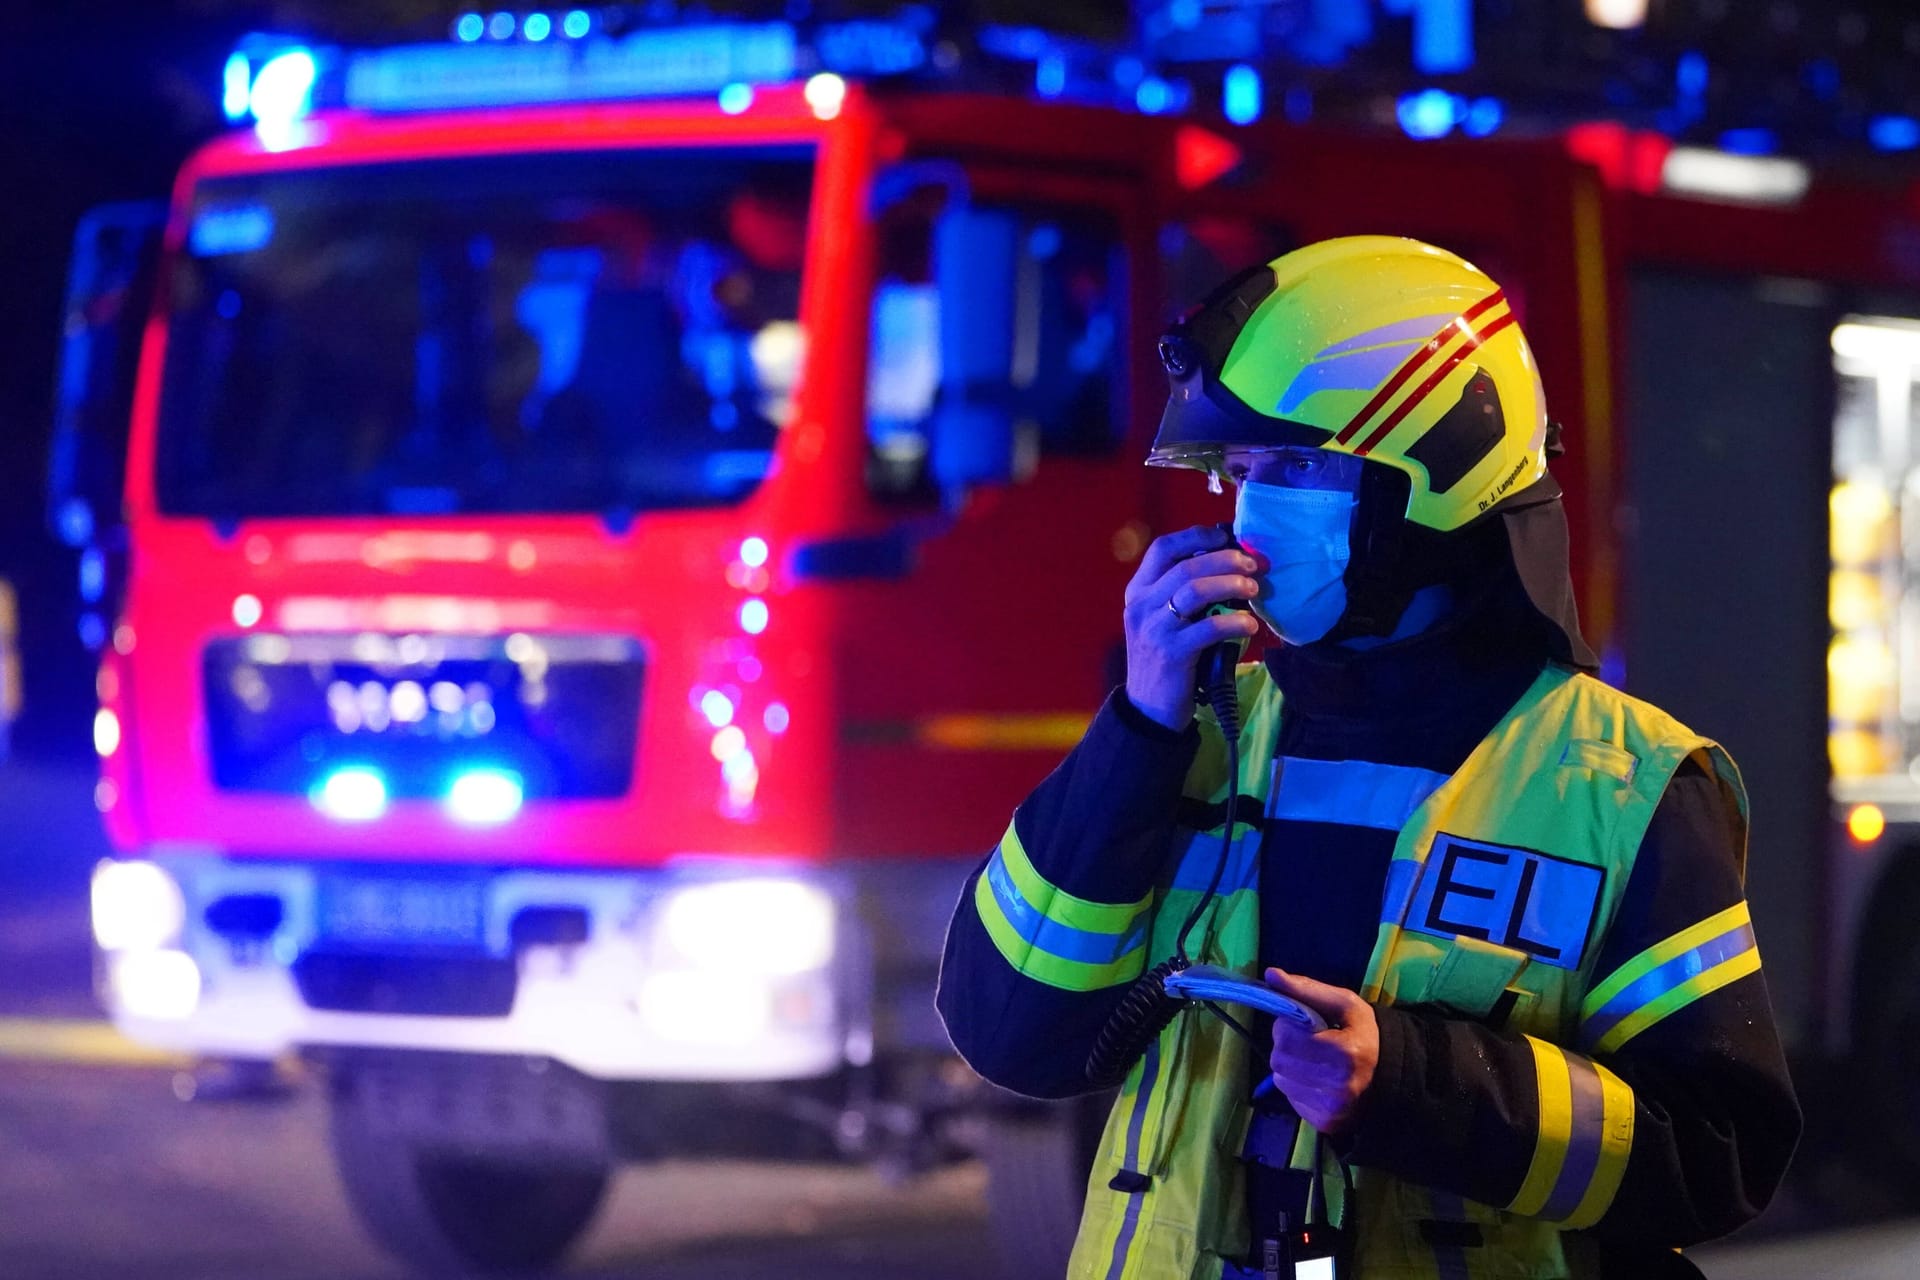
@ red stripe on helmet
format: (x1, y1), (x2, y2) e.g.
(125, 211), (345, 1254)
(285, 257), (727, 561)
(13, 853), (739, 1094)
(1353, 309), (1517, 457)
(1333, 290), (1508, 447)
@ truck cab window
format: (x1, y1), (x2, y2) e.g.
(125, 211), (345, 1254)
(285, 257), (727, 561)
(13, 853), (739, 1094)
(866, 198), (1123, 501)
(156, 148), (812, 519)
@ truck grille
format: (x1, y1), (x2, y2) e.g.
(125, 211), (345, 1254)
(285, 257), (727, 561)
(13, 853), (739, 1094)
(203, 633), (642, 799)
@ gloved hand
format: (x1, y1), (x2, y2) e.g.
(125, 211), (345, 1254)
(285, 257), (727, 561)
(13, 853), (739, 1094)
(1122, 525), (1262, 732)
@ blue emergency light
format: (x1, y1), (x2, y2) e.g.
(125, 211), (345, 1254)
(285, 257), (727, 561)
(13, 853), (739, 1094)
(345, 23), (799, 112)
(1222, 63), (1261, 125)
(213, 5), (1473, 142)
(217, 8), (1186, 128)
(1869, 115), (1920, 152)
(221, 9), (964, 125)
(1397, 87), (1460, 139)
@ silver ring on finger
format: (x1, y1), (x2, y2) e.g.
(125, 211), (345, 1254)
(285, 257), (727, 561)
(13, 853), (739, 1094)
(1166, 596), (1186, 622)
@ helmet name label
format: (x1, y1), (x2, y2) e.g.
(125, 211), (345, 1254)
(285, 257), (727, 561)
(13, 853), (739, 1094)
(1479, 454), (1532, 513)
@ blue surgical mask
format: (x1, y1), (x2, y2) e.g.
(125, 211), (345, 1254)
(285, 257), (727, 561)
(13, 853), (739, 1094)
(1232, 481), (1355, 644)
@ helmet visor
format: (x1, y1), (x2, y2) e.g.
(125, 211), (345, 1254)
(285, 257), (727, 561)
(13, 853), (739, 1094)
(1149, 359), (1334, 478)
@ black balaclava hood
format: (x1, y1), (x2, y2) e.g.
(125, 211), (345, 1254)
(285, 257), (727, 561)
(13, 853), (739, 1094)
(1316, 461), (1599, 672)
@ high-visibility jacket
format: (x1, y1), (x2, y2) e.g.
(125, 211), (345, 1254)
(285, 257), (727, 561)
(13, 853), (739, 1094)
(1030, 662), (1749, 1280)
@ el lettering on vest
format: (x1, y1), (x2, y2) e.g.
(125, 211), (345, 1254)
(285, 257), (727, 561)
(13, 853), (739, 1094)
(1407, 834), (1604, 969)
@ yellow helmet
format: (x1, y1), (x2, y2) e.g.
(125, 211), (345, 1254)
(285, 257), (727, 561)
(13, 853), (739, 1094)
(1151, 235), (1549, 532)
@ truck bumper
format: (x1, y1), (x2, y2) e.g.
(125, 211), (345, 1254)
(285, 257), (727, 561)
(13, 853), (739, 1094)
(95, 852), (864, 1082)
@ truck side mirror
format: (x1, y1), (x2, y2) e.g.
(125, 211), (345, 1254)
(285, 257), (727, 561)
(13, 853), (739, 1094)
(929, 205), (1021, 496)
(47, 201), (164, 648)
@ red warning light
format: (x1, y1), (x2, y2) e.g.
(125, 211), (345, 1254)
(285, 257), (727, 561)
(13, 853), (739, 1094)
(1175, 125), (1242, 191)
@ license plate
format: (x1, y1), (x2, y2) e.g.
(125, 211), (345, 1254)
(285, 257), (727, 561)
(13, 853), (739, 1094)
(317, 875), (487, 950)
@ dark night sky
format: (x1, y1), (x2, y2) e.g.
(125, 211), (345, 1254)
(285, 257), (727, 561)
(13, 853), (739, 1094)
(3, 5), (243, 758)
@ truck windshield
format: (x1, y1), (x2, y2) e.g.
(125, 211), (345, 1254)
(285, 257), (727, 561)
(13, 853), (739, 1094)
(156, 146), (812, 518)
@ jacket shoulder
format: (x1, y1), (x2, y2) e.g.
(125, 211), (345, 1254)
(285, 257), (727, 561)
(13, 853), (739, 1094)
(1549, 668), (1724, 757)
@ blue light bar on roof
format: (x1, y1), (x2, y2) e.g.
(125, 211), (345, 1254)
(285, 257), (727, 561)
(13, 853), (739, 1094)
(343, 22), (798, 112)
(1719, 127), (1776, 156)
(1463, 96), (1503, 137)
(814, 18), (928, 76)
(1413, 0), (1473, 75)
(1223, 63), (1261, 125)
(223, 53), (253, 121)
(1869, 115), (1920, 151)
(1397, 88), (1460, 139)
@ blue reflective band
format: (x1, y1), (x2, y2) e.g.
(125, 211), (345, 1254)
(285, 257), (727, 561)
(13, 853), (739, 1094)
(1540, 1053), (1610, 1222)
(1427, 1189), (1474, 1280)
(1169, 827), (1259, 895)
(1380, 856), (1421, 924)
(1580, 921), (1756, 1049)
(984, 850), (1147, 965)
(1268, 756), (1449, 831)
(1105, 1036), (1161, 1280)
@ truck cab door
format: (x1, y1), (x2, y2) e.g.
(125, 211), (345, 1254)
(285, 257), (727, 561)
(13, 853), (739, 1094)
(828, 163), (1149, 854)
(47, 200), (165, 650)
(867, 165), (1148, 692)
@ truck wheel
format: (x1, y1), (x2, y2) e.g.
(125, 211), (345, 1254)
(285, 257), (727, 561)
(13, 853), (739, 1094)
(329, 1087), (609, 1276)
(982, 1093), (1109, 1280)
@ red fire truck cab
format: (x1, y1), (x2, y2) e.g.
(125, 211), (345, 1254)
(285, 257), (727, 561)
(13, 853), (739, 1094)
(48, 11), (1920, 1275)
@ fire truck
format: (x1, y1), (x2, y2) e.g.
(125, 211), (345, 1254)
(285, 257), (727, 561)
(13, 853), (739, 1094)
(44, 6), (1920, 1274)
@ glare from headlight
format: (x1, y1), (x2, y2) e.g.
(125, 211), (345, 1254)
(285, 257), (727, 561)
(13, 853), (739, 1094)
(92, 860), (186, 952)
(313, 767), (388, 822)
(637, 972), (772, 1046)
(659, 879), (834, 976)
(446, 768), (524, 824)
(109, 949), (202, 1020)
(93, 708), (121, 758)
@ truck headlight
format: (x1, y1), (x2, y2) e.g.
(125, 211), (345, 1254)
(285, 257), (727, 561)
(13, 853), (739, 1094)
(637, 972), (771, 1047)
(92, 860), (186, 952)
(108, 949), (202, 1021)
(657, 879), (835, 976)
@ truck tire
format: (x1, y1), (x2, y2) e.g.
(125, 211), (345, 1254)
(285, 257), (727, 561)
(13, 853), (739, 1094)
(329, 1084), (609, 1276)
(983, 1093), (1109, 1280)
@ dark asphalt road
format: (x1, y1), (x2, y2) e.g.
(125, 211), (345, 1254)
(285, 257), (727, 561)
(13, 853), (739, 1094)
(0, 754), (1911, 1279)
(0, 1059), (993, 1280)
(0, 757), (1001, 1279)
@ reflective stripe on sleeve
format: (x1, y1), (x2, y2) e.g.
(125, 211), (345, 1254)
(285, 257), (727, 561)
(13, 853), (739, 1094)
(1578, 901), (1761, 1055)
(973, 821), (1152, 992)
(1508, 1036), (1634, 1229)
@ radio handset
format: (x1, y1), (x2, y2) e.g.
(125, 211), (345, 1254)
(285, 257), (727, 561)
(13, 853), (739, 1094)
(1196, 527), (1253, 736)
(1197, 602), (1251, 710)
(1085, 531), (1252, 1088)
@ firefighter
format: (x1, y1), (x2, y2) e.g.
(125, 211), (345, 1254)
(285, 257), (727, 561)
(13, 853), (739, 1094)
(937, 236), (1799, 1279)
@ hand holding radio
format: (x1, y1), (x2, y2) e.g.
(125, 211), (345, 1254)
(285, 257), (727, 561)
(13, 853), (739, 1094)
(1122, 525), (1263, 732)
(1263, 968), (1379, 1136)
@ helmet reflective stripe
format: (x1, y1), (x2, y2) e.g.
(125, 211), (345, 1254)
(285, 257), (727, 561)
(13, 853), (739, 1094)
(1278, 314), (1456, 415)
(1334, 290), (1514, 456)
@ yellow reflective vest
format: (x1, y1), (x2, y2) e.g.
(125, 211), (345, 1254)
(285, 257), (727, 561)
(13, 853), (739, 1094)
(1062, 662), (1748, 1280)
